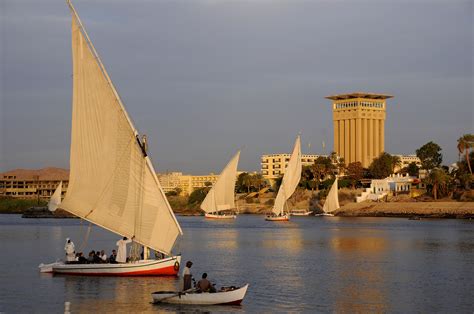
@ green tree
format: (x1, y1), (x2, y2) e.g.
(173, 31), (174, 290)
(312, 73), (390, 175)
(301, 165), (316, 191)
(242, 174), (253, 193)
(404, 162), (420, 177)
(391, 155), (402, 173)
(416, 141), (442, 170)
(204, 181), (213, 187)
(457, 134), (474, 175)
(424, 168), (451, 200)
(311, 156), (336, 183)
(346, 162), (363, 188)
(369, 152), (395, 179)
(188, 187), (209, 205)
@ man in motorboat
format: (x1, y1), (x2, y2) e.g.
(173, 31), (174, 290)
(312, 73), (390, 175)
(196, 273), (216, 293)
(182, 261), (193, 291)
(64, 238), (75, 262)
(109, 250), (117, 263)
(116, 236), (133, 263)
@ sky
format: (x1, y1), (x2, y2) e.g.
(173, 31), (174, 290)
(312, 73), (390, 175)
(1, 0), (472, 174)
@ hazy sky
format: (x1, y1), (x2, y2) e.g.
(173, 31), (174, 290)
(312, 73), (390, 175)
(1, 0), (472, 174)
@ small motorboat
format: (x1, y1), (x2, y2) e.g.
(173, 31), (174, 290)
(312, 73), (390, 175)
(290, 209), (312, 216)
(152, 284), (249, 305)
(314, 212), (334, 217)
(265, 214), (290, 221)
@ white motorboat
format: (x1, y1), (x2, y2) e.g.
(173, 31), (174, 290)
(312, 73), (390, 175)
(201, 151), (240, 220)
(266, 136), (302, 222)
(152, 284), (249, 305)
(39, 1), (183, 276)
(290, 209), (312, 216)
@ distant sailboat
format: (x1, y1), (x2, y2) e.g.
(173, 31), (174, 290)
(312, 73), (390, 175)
(39, 0), (183, 276)
(316, 177), (339, 216)
(266, 136), (302, 221)
(201, 151), (240, 219)
(48, 181), (62, 212)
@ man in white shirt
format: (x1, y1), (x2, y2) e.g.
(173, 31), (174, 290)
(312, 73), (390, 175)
(64, 238), (75, 262)
(116, 236), (133, 263)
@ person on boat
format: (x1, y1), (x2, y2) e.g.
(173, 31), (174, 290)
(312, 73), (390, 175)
(87, 250), (96, 263)
(182, 261), (193, 291)
(76, 252), (87, 264)
(64, 238), (75, 262)
(93, 250), (102, 263)
(109, 249), (117, 263)
(116, 236), (133, 263)
(196, 273), (216, 293)
(100, 250), (107, 262)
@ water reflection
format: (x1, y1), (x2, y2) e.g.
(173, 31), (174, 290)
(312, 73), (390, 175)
(330, 231), (389, 312)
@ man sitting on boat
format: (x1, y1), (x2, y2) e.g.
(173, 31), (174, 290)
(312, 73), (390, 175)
(64, 238), (75, 262)
(196, 273), (216, 293)
(116, 236), (133, 263)
(109, 250), (117, 263)
(182, 261), (193, 291)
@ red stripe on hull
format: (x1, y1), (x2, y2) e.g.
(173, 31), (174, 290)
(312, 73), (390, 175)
(218, 299), (243, 305)
(56, 265), (178, 277)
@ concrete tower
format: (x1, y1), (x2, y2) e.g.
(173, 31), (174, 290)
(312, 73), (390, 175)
(325, 92), (393, 168)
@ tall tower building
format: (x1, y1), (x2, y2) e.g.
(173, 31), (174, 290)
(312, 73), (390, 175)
(325, 92), (393, 168)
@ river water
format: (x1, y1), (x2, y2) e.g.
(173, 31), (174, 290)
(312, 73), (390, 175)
(0, 214), (473, 313)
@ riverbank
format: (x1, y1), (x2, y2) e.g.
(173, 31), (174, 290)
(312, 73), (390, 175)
(337, 202), (474, 219)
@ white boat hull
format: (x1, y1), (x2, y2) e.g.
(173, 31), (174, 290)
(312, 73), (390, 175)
(205, 213), (236, 219)
(265, 214), (290, 221)
(315, 213), (334, 217)
(152, 284), (248, 305)
(291, 211), (312, 216)
(39, 256), (181, 276)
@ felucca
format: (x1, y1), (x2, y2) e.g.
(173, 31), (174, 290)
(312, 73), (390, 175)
(201, 151), (240, 219)
(315, 177), (339, 216)
(48, 181), (62, 212)
(265, 136), (302, 221)
(39, 0), (183, 276)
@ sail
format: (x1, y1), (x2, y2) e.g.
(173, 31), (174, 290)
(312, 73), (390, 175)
(272, 136), (302, 216)
(201, 151), (240, 213)
(323, 177), (340, 213)
(60, 7), (182, 255)
(48, 181), (62, 212)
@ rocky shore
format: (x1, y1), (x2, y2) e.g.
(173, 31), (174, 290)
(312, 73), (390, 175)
(337, 202), (474, 219)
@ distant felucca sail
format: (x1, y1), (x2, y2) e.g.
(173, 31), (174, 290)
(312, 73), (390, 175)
(48, 181), (62, 212)
(321, 177), (339, 215)
(266, 136), (302, 221)
(201, 151), (240, 219)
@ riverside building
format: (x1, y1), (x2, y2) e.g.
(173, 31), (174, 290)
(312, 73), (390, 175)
(0, 168), (69, 199)
(261, 154), (325, 182)
(326, 92), (393, 168)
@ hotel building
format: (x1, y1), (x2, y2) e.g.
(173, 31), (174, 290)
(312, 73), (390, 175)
(157, 172), (219, 196)
(326, 92), (393, 168)
(0, 168), (69, 199)
(261, 154), (325, 181)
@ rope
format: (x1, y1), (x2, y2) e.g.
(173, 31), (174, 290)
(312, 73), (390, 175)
(78, 222), (92, 253)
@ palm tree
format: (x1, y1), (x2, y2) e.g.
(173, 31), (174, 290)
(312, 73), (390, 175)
(242, 174), (253, 193)
(391, 155), (402, 173)
(457, 134), (474, 175)
(425, 168), (451, 200)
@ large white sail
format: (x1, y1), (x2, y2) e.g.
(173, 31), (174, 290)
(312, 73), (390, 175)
(48, 181), (62, 212)
(60, 5), (182, 255)
(201, 151), (240, 213)
(323, 177), (339, 213)
(272, 136), (302, 216)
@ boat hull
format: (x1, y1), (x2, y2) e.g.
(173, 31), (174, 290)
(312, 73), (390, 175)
(39, 256), (181, 276)
(265, 214), (290, 221)
(291, 211), (312, 216)
(205, 213), (236, 219)
(315, 213), (334, 217)
(152, 284), (248, 305)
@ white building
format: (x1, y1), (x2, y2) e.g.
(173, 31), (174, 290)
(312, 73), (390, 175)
(357, 173), (415, 202)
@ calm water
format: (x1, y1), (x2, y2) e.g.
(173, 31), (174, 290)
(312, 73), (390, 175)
(0, 214), (473, 313)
